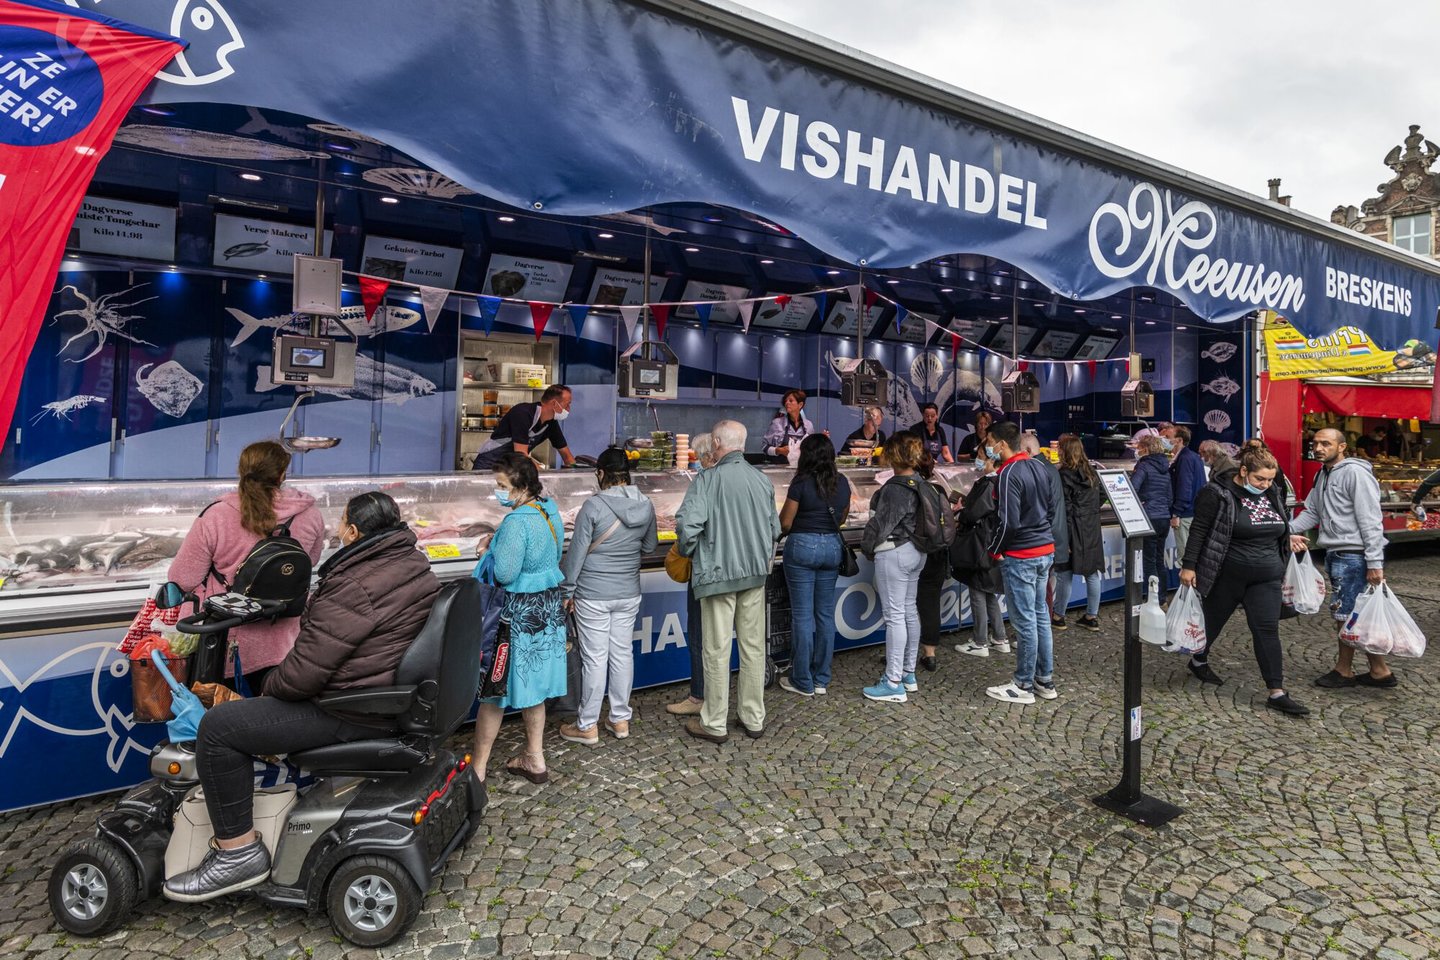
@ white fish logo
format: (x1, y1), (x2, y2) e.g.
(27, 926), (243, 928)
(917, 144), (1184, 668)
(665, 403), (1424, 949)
(226, 305), (425, 347)
(0, 642), (146, 773)
(1202, 410), (1232, 434)
(62, 1), (244, 86)
(1200, 342), (1238, 364)
(1201, 375), (1242, 402)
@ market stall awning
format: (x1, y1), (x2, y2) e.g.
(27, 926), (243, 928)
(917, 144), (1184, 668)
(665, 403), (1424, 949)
(1302, 381), (1434, 421)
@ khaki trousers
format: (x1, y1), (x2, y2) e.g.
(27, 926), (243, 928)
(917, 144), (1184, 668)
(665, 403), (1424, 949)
(698, 586), (766, 736)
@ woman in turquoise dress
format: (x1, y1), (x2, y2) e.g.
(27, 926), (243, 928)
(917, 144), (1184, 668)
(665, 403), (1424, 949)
(472, 452), (567, 785)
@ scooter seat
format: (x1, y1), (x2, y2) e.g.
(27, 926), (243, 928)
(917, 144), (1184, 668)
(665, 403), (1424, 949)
(288, 739), (430, 777)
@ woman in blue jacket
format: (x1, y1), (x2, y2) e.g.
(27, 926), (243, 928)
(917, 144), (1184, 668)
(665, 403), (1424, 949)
(1131, 434), (1175, 603)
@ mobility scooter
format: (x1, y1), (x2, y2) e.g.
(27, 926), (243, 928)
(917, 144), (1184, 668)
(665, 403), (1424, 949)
(48, 579), (486, 947)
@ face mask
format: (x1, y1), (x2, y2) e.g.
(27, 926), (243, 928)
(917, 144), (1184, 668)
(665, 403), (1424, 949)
(1242, 482), (1265, 496)
(973, 458), (987, 471)
(554, 408), (570, 422)
(493, 489), (515, 506)
(985, 445), (996, 459)
(1160, 438), (1174, 453)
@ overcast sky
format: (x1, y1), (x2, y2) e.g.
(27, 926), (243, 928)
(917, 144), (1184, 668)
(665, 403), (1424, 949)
(734, 0), (1440, 220)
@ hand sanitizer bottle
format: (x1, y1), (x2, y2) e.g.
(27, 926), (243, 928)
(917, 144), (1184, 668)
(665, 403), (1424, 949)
(1139, 576), (1167, 645)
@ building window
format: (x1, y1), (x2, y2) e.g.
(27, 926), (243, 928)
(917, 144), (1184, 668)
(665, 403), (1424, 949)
(1393, 213), (1431, 255)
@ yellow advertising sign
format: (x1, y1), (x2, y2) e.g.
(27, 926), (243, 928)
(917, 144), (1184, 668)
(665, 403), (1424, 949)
(1261, 312), (1433, 381)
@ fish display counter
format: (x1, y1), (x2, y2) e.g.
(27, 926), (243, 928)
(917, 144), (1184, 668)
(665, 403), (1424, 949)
(0, 459), (1145, 812)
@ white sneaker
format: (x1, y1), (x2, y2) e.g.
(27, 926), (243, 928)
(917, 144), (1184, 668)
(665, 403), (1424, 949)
(1034, 682), (1059, 701)
(985, 682), (1035, 705)
(814, 686), (827, 695)
(954, 641), (990, 658)
(990, 641), (1011, 654)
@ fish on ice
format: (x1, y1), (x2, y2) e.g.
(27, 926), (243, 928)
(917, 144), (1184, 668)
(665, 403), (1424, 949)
(227, 305), (424, 346)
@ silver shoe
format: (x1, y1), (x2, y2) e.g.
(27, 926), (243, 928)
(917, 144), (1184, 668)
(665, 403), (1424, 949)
(164, 834), (270, 902)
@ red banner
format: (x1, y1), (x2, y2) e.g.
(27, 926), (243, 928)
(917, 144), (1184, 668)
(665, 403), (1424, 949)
(0, 1), (183, 444)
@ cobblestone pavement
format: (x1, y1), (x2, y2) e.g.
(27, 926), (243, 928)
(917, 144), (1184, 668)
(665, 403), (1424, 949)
(4, 547), (1440, 960)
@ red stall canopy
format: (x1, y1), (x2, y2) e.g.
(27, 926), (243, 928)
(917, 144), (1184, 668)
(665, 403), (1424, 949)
(1302, 381), (1434, 420)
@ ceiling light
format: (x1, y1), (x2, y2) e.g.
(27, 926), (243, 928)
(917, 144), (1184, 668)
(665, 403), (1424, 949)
(760, 259), (774, 265)
(497, 215), (515, 223)
(704, 215), (724, 223)
(325, 140), (355, 152)
(1144, 320), (1157, 325)
(989, 295), (1002, 300)
(240, 173), (262, 182)
(826, 269), (841, 276)
(886, 279), (900, 285)
(940, 288), (953, 293)
(1176, 325), (1188, 331)
(1110, 314), (1123, 320)
(258, 273), (268, 279)
(597, 232), (614, 239)
(684, 246), (700, 253)
(139, 105), (174, 116)
(380, 196), (399, 204)
(1074, 308), (1086, 314)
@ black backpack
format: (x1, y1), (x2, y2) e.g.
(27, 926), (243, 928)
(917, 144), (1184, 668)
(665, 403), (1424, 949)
(201, 504), (313, 617)
(908, 478), (957, 554)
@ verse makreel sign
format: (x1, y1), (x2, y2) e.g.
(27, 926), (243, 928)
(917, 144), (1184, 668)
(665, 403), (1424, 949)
(70, 196), (175, 261)
(212, 214), (333, 273)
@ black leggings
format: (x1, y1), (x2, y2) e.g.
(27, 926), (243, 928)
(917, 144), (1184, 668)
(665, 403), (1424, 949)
(1195, 561), (1285, 689)
(917, 549), (949, 647)
(195, 697), (383, 840)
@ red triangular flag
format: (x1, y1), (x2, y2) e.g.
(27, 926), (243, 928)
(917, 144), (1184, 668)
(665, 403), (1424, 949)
(951, 333), (961, 358)
(1018, 360), (1030, 373)
(528, 301), (556, 341)
(863, 288), (880, 308)
(359, 276), (390, 322)
(1087, 359), (1097, 377)
(650, 303), (671, 339)
(774, 294), (792, 308)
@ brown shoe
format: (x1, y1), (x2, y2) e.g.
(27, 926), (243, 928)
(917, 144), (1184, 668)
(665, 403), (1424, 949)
(683, 717), (727, 743)
(604, 719), (630, 739)
(666, 697), (703, 716)
(559, 721), (599, 746)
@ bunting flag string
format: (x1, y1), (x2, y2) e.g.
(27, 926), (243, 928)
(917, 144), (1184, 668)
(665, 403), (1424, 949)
(359, 276), (390, 322)
(348, 269), (1134, 367)
(417, 285), (449, 333)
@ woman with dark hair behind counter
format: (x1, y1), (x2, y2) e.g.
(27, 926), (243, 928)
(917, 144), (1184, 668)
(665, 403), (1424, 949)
(762, 389), (827, 460)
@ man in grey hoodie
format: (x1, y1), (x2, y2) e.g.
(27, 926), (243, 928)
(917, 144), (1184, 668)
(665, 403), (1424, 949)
(1289, 428), (1393, 689)
(559, 448), (660, 745)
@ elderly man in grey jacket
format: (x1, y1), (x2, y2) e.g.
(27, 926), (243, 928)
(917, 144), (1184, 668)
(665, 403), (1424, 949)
(675, 420), (781, 743)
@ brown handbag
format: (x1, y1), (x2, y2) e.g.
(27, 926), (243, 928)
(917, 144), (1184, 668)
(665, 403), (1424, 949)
(664, 544), (692, 583)
(130, 654), (190, 722)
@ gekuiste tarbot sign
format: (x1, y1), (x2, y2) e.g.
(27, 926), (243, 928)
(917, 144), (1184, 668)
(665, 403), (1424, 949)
(361, 235), (462, 288)
(1261, 310), (1436, 380)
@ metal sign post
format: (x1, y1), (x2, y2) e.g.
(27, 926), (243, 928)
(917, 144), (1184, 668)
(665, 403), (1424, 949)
(1092, 470), (1184, 827)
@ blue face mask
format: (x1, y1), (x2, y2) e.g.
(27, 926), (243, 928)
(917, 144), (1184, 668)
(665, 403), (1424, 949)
(1160, 438), (1174, 453)
(1242, 482), (1265, 496)
(493, 489), (514, 506)
(973, 458), (987, 471)
(985, 445), (996, 459)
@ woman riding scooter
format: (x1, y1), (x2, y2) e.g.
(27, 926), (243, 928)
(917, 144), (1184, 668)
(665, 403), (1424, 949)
(164, 492), (440, 903)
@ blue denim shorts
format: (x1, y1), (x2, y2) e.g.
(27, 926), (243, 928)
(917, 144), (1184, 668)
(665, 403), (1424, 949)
(1326, 552), (1368, 622)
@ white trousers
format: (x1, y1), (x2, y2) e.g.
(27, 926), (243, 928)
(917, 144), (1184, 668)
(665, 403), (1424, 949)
(573, 595), (642, 729)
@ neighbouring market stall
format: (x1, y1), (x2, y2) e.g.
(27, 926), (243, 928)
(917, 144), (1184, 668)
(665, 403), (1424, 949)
(4, 0), (1440, 812)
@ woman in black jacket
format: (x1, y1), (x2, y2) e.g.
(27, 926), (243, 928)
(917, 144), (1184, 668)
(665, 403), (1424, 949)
(952, 457), (1008, 657)
(1131, 434), (1174, 603)
(1178, 447), (1309, 717)
(1053, 436), (1105, 631)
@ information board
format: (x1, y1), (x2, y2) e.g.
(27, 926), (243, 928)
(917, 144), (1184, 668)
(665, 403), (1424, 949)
(482, 254), (573, 302)
(822, 300), (861, 336)
(586, 268), (666, 307)
(361, 235), (462, 288)
(1074, 335), (1121, 360)
(71, 197), (176, 261)
(988, 323), (1038, 355)
(751, 293), (818, 331)
(1098, 469), (1155, 539)
(675, 280), (747, 324)
(1033, 330), (1081, 359)
(213, 214), (333, 273)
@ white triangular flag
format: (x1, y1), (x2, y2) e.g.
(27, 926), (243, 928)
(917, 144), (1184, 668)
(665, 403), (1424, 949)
(846, 284), (863, 304)
(737, 300), (756, 333)
(417, 285), (449, 333)
(618, 304), (644, 343)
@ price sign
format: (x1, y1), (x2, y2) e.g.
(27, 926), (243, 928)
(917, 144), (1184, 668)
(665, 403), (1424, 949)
(423, 543), (463, 560)
(1098, 469), (1155, 539)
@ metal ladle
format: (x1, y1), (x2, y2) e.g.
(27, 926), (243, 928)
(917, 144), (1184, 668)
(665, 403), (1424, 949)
(277, 392), (340, 453)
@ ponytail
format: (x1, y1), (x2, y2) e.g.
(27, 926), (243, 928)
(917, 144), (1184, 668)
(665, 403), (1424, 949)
(236, 440), (291, 536)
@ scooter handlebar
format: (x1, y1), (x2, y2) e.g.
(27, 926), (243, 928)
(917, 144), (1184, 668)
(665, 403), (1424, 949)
(175, 611), (246, 635)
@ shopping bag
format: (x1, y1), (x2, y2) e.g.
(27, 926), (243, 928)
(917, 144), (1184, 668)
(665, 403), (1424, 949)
(1339, 585), (1391, 655)
(547, 610), (583, 715)
(152, 650), (207, 742)
(473, 551), (510, 699)
(1384, 587), (1428, 658)
(1281, 551), (1326, 615)
(1162, 585), (1207, 655)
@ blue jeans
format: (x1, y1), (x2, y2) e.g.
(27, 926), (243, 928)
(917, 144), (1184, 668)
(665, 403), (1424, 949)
(1052, 567), (1103, 617)
(1325, 551), (1368, 623)
(782, 532), (843, 692)
(1000, 554), (1054, 690)
(874, 541), (926, 684)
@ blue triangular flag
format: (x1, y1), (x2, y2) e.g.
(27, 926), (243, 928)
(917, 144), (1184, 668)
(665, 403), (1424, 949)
(568, 304), (591, 338)
(477, 295), (501, 335)
(812, 292), (828, 323)
(694, 303), (712, 330)
(894, 302), (908, 334)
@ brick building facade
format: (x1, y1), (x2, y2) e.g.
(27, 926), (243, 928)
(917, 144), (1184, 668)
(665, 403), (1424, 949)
(1331, 124), (1440, 259)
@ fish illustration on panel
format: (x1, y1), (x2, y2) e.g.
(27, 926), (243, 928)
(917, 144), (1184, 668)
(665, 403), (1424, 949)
(222, 240), (271, 260)
(0, 642), (147, 773)
(255, 353), (435, 405)
(226, 304), (424, 346)
(1200, 342), (1239, 364)
(51, 284), (158, 362)
(30, 395), (107, 424)
(135, 361), (204, 418)
(1201, 375), (1242, 402)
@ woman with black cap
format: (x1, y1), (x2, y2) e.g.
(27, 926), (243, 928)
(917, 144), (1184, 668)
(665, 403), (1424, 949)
(558, 447), (659, 745)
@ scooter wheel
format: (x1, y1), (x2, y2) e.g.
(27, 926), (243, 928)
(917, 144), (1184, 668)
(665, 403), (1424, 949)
(326, 855), (421, 947)
(48, 839), (139, 937)
(764, 657), (777, 689)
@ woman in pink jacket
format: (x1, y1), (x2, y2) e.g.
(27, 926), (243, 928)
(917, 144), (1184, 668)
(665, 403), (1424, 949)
(167, 441), (326, 692)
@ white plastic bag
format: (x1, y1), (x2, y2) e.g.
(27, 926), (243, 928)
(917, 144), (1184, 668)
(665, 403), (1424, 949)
(1343, 584), (1426, 658)
(1163, 584), (1207, 655)
(1281, 551), (1326, 615)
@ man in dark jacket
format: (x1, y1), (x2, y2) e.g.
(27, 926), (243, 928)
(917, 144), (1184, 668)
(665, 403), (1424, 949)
(1131, 434), (1174, 603)
(1165, 425), (1207, 560)
(166, 492), (440, 904)
(1020, 434), (1071, 631)
(984, 421), (1056, 706)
